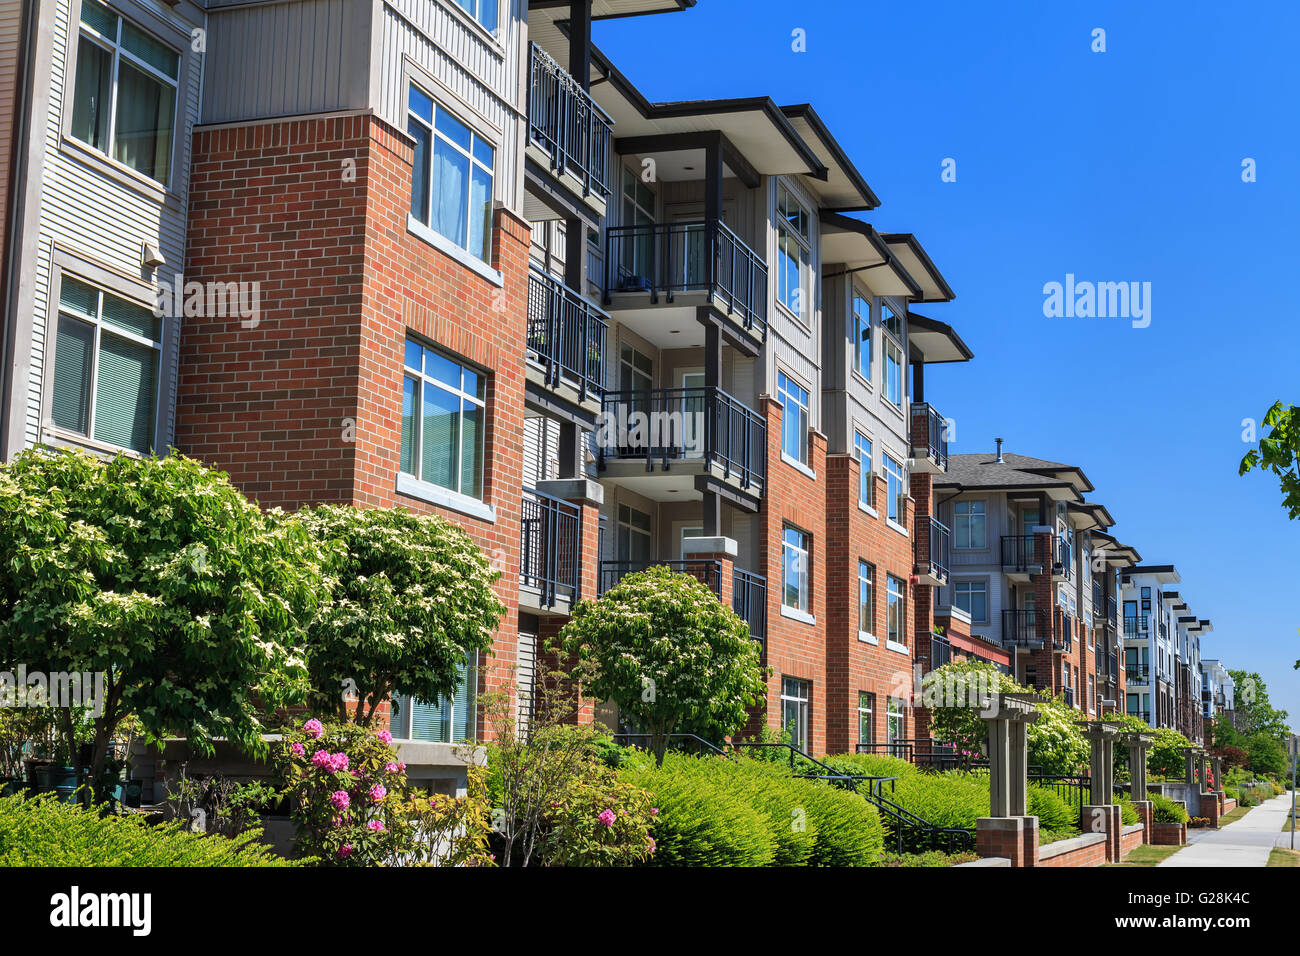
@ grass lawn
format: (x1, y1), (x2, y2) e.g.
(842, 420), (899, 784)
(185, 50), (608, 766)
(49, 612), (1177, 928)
(1280, 813), (1300, 832)
(1104, 844), (1184, 867)
(1217, 805), (1251, 827)
(1268, 848), (1300, 867)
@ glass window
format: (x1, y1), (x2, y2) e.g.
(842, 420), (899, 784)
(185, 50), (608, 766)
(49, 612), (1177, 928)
(851, 292), (871, 379)
(71, 1), (179, 185)
(619, 168), (656, 281)
(400, 338), (486, 499)
(776, 183), (811, 320)
(883, 338), (902, 408)
(390, 654), (478, 743)
(858, 692), (875, 747)
(409, 86), (495, 263)
(781, 677), (810, 751)
(953, 500), (986, 549)
(858, 560), (875, 636)
(887, 574), (906, 646)
(453, 0), (497, 33)
(616, 504), (652, 565)
(777, 370), (810, 464)
(51, 275), (161, 454)
(782, 525), (810, 614)
(884, 454), (905, 525)
(855, 432), (873, 507)
(886, 696), (905, 747)
(881, 303), (901, 339)
(954, 581), (987, 623)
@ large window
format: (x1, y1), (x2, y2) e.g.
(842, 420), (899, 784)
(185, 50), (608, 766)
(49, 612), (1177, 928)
(954, 580), (988, 623)
(851, 292), (871, 378)
(777, 370), (810, 464)
(886, 574), (906, 647)
(855, 432), (874, 508)
(51, 275), (160, 454)
(401, 338), (485, 500)
(883, 339), (902, 408)
(71, 0), (179, 185)
(858, 560), (876, 637)
(452, 0), (497, 33)
(619, 168), (656, 281)
(776, 183), (811, 321)
(616, 504), (652, 564)
(781, 677), (810, 751)
(953, 500), (986, 549)
(782, 525), (810, 614)
(390, 655), (478, 743)
(884, 453), (905, 526)
(409, 85), (495, 264)
(886, 696), (905, 748)
(858, 692), (875, 747)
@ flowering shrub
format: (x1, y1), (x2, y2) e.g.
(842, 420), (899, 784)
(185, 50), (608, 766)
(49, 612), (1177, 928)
(276, 718), (492, 867)
(535, 761), (657, 866)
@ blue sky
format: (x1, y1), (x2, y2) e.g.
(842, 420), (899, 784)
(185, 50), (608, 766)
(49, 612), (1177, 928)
(596, 0), (1300, 725)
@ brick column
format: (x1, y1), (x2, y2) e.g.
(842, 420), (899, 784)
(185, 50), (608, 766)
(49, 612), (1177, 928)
(1083, 804), (1124, 862)
(1123, 731), (1155, 842)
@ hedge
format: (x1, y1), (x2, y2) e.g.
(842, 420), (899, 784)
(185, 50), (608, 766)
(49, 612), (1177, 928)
(872, 771), (1078, 835)
(620, 753), (884, 866)
(0, 795), (296, 866)
(1148, 791), (1190, 824)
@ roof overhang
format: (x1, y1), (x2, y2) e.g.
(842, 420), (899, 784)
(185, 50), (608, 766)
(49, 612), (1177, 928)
(531, 0), (695, 23)
(880, 233), (955, 302)
(819, 213), (920, 298)
(1068, 500), (1114, 531)
(1089, 531), (1141, 567)
(1122, 565), (1181, 585)
(780, 104), (879, 211)
(907, 311), (973, 364)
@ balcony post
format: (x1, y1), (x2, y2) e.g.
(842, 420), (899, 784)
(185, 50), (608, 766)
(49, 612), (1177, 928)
(568, 0), (592, 90)
(682, 535), (737, 617)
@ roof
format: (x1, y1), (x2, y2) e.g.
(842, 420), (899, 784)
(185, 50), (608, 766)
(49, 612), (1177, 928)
(879, 233), (956, 302)
(907, 312), (973, 364)
(780, 105), (879, 210)
(935, 452), (1093, 499)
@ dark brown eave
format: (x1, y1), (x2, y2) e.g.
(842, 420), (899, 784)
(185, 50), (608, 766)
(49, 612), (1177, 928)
(907, 311), (973, 364)
(780, 104), (880, 211)
(879, 233), (956, 302)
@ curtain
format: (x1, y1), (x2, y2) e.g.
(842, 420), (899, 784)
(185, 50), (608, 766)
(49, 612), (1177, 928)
(114, 61), (174, 183)
(421, 383), (458, 490)
(432, 139), (468, 249)
(94, 332), (156, 453)
(52, 317), (94, 434)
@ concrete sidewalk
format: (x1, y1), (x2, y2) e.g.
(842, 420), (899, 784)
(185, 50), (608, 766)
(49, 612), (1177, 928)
(1158, 793), (1293, 867)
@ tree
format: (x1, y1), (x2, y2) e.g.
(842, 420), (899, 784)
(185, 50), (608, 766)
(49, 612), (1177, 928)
(0, 449), (323, 793)
(1228, 670), (1290, 740)
(1148, 727), (1193, 779)
(293, 505), (504, 725)
(1247, 732), (1287, 776)
(1240, 401), (1300, 519)
(555, 565), (768, 766)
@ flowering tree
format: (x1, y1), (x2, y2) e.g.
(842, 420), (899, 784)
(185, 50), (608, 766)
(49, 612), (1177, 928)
(0, 449), (323, 793)
(293, 505), (504, 725)
(555, 566), (768, 766)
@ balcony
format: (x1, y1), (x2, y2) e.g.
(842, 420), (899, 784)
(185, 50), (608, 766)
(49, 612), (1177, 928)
(1126, 666), (1150, 686)
(908, 403), (948, 473)
(1064, 688), (1075, 709)
(1052, 535), (1073, 581)
(599, 559), (722, 598)
(1000, 534), (1047, 577)
(1123, 616), (1147, 638)
(604, 220), (767, 348)
(597, 387), (766, 498)
(526, 268), (608, 411)
(527, 44), (613, 208)
(519, 488), (582, 613)
(732, 569), (767, 643)
(928, 632), (953, 673)
(1001, 608), (1049, 648)
(915, 515), (950, 586)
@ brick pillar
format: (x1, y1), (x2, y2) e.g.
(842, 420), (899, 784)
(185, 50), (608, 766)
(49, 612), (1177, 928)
(1084, 804), (1123, 862)
(1200, 791), (1221, 827)
(1134, 801), (1154, 843)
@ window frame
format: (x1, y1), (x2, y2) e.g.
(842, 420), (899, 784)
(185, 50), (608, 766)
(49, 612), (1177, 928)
(858, 691), (875, 748)
(780, 676), (811, 752)
(886, 696), (906, 748)
(782, 524), (811, 617)
(854, 431), (875, 510)
(858, 559), (876, 641)
(850, 290), (872, 382)
(775, 181), (812, 324)
(389, 652), (479, 743)
(884, 453), (906, 528)
(954, 579), (988, 624)
(886, 573), (907, 649)
(953, 499), (987, 550)
(776, 369), (811, 467)
(400, 336), (488, 503)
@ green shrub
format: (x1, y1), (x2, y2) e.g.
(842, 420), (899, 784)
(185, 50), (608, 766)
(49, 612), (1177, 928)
(884, 771), (1079, 837)
(1117, 794), (1139, 826)
(0, 794), (297, 866)
(1149, 791), (1190, 824)
(1027, 785), (1077, 833)
(819, 753), (918, 781)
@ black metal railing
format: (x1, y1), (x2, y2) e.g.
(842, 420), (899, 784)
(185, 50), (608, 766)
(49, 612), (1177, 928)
(1064, 688), (1075, 709)
(1126, 666), (1150, 685)
(604, 220), (768, 334)
(519, 488), (581, 608)
(1108, 595), (1118, 623)
(598, 559), (722, 598)
(1055, 614), (1073, 652)
(909, 402), (948, 470)
(527, 43), (613, 200)
(1029, 774), (1090, 825)
(597, 387), (766, 488)
(1002, 608), (1049, 646)
(1001, 534), (1047, 573)
(527, 267), (607, 401)
(732, 569), (767, 642)
(1054, 535), (1073, 579)
(1124, 616), (1147, 637)
(610, 733), (729, 759)
(916, 515), (950, 582)
(928, 632), (953, 672)
(1108, 653), (1118, 678)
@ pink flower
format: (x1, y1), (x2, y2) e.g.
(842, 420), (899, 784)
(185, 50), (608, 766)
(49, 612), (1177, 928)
(331, 752), (349, 772)
(649, 807), (659, 816)
(290, 742), (305, 757)
(369, 783), (387, 803)
(385, 761), (400, 774)
(646, 837), (656, 854)
(597, 809), (616, 828)
(337, 843), (353, 858)
(376, 729), (393, 744)
(304, 718), (324, 739)
(330, 790), (350, 811)
(397, 761), (406, 772)
(311, 749), (332, 769)
(367, 820), (386, 832)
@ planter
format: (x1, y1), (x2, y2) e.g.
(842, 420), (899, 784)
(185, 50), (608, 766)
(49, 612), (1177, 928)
(42, 765), (81, 804)
(0, 778), (20, 798)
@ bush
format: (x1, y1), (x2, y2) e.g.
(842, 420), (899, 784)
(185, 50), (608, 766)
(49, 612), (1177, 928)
(0, 794), (296, 866)
(884, 771), (1079, 836)
(819, 753), (918, 781)
(1149, 791), (1190, 824)
(1148, 728), (1193, 778)
(1117, 793), (1139, 826)
(1027, 786), (1077, 833)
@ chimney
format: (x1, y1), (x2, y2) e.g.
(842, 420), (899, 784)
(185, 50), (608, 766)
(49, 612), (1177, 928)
(994, 438), (1004, 463)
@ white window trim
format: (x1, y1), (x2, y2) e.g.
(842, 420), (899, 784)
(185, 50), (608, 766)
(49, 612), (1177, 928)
(408, 214), (504, 286)
(396, 471), (496, 522)
(781, 604), (817, 626)
(774, 179), (814, 329)
(781, 450), (817, 480)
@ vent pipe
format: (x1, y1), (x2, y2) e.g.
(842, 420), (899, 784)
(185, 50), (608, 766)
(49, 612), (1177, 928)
(994, 438), (1004, 463)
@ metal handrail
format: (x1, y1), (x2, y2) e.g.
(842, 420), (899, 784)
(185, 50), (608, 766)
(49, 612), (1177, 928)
(909, 402), (948, 470)
(732, 569), (767, 642)
(598, 559), (722, 598)
(519, 487), (581, 608)
(1001, 534), (1047, 572)
(526, 267), (608, 400)
(527, 43), (613, 199)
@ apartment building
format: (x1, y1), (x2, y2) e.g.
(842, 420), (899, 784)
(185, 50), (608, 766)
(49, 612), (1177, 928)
(928, 446), (1136, 716)
(1200, 658), (1234, 729)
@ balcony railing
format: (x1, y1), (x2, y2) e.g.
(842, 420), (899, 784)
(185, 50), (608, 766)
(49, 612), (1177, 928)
(1064, 688), (1075, 709)
(1126, 666), (1150, 685)
(604, 220), (768, 334)
(916, 515), (950, 583)
(1001, 608), (1049, 647)
(599, 559), (722, 598)
(732, 569), (767, 642)
(1000, 534), (1047, 573)
(527, 43), (613, 200)
(597, 387), (766, 489)
(527, 268), (608, 401)
(1128, 709), (1152, 724)
(1123, 616), (1147, 638)
(1108, 595), (1118, 623)
(1053, 535), (1073, 579)
(519, 488), (581, 608)
(928, 632), (953, 672)
(909, 402), (948, 470)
